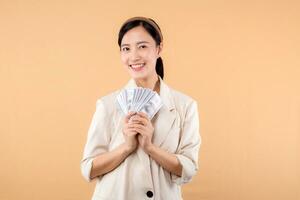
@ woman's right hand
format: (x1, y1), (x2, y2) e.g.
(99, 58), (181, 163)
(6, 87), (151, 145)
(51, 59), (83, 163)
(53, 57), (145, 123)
(122, 111), (138, 153)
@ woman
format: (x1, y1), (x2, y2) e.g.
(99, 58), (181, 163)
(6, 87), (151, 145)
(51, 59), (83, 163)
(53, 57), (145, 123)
(81, 16), (201, 200)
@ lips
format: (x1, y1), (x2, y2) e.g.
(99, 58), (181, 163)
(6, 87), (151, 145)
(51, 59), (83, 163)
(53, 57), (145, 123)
(129, 63), (145, 71)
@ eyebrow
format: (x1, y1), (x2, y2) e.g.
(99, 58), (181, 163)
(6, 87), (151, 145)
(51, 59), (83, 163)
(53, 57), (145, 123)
(121, 41), (150, 47)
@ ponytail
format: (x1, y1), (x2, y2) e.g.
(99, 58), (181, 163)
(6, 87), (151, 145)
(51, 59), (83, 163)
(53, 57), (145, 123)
(155, 57), (164, 80)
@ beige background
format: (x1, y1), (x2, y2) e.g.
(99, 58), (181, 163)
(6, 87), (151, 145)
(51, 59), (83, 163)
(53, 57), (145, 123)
(1, 0), (299, 199)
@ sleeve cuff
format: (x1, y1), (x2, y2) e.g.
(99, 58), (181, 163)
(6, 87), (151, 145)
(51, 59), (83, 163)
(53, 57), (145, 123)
(171, 154), (198, 185)
(80, 158), (94, 182)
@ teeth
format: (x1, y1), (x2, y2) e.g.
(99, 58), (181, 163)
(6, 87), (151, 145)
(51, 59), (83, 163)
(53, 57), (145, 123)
(130, 63), (144, 68)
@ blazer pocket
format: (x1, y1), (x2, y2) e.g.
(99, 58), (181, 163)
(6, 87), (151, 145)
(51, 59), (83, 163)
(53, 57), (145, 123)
(160, 127), (181, 153)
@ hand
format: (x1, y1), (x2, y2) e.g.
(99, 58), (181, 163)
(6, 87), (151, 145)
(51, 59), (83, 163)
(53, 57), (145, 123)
(129, 112), (154, 153)
(122, 111), (138, 153)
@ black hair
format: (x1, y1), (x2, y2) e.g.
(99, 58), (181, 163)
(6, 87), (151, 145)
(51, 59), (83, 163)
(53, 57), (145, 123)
(118, 18), (164, 79)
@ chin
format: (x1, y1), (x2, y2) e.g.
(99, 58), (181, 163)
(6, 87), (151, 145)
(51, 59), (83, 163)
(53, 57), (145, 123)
(129, 72), (148, 79)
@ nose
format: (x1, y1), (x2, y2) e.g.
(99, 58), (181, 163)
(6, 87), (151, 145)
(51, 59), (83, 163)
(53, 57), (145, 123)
(130, 48), (141, 61)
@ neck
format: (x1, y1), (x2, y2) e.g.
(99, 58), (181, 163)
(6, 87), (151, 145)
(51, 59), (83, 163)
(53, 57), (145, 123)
(134, 75), (160, 94)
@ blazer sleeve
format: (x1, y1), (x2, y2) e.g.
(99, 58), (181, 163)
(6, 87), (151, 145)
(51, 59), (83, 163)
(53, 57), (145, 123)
(80, 99), (111, 182)
(171, 100), (201, 185)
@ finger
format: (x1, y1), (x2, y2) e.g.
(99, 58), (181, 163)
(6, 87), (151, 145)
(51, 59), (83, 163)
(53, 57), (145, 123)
(123, 125), (136, 132)
(131, 123), (146, 130)
(130, 116), (148, 126)
(127, 131), (138, 136)
(134, 114), (149, 121)
(137, 112), (149, 120)
(124, 112), (137, 123)
(123, 129), (138, 136)
(127, 121), (141, 127)
(133, 126), (147, 135)
(124, 126), (138, 132)
(128, 120), (147, 128)
(128, 111), (136, 115)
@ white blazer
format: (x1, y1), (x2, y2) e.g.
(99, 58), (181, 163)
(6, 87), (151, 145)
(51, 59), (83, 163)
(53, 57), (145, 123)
(81, 76), (201, 200)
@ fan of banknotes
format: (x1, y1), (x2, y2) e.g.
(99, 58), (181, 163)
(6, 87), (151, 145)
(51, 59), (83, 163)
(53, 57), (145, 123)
(117, 87), (163, 119)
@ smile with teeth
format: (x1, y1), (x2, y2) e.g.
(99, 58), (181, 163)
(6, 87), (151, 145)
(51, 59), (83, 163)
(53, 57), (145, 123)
(130, 63), (145, 71)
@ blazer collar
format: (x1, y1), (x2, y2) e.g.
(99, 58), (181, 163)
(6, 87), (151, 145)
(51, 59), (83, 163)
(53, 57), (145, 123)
(124, 75), (175, 111)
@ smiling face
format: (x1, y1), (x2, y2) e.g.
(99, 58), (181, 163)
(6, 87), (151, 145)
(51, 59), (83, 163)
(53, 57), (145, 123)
(120, 26), (161, 80)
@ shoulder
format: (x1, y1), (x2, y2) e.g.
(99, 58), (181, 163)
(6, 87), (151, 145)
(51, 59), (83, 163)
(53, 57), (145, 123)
(94, 89), (121, 113)
(165, 85), (199, 129)
(167, 86), (199, 126)
(165, 84), (199, 122)
(168, 86), (198, 108)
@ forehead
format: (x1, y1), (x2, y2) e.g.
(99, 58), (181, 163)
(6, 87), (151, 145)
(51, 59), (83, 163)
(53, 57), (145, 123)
(121, 26), (156, 45)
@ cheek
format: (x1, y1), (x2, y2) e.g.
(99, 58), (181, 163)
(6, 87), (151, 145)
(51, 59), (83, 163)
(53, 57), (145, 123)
(120, 54), (128, 65)
(144, 51), (157, 61)
(147, 53), (159, 65)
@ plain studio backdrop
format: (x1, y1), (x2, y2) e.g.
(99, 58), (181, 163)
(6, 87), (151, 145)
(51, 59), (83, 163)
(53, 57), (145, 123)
(0, 0), (299, 200)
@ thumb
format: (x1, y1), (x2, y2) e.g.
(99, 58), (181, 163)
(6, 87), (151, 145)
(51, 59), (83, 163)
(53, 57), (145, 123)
(124, 111), (136, 123)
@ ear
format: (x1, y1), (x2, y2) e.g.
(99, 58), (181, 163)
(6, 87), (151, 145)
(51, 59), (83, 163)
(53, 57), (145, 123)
(157, 42), (163, 58)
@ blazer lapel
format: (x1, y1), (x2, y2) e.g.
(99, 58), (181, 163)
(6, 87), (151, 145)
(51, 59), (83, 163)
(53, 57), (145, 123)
(152, 77), (176, 147)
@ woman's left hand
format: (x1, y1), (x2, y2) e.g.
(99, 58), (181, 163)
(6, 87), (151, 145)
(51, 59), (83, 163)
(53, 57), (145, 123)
(129, 112), (154, 153)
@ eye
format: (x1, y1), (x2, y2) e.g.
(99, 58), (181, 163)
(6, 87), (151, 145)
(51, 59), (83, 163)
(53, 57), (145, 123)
(121, 47), (130, 52)
(139, 45), (147, 49)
